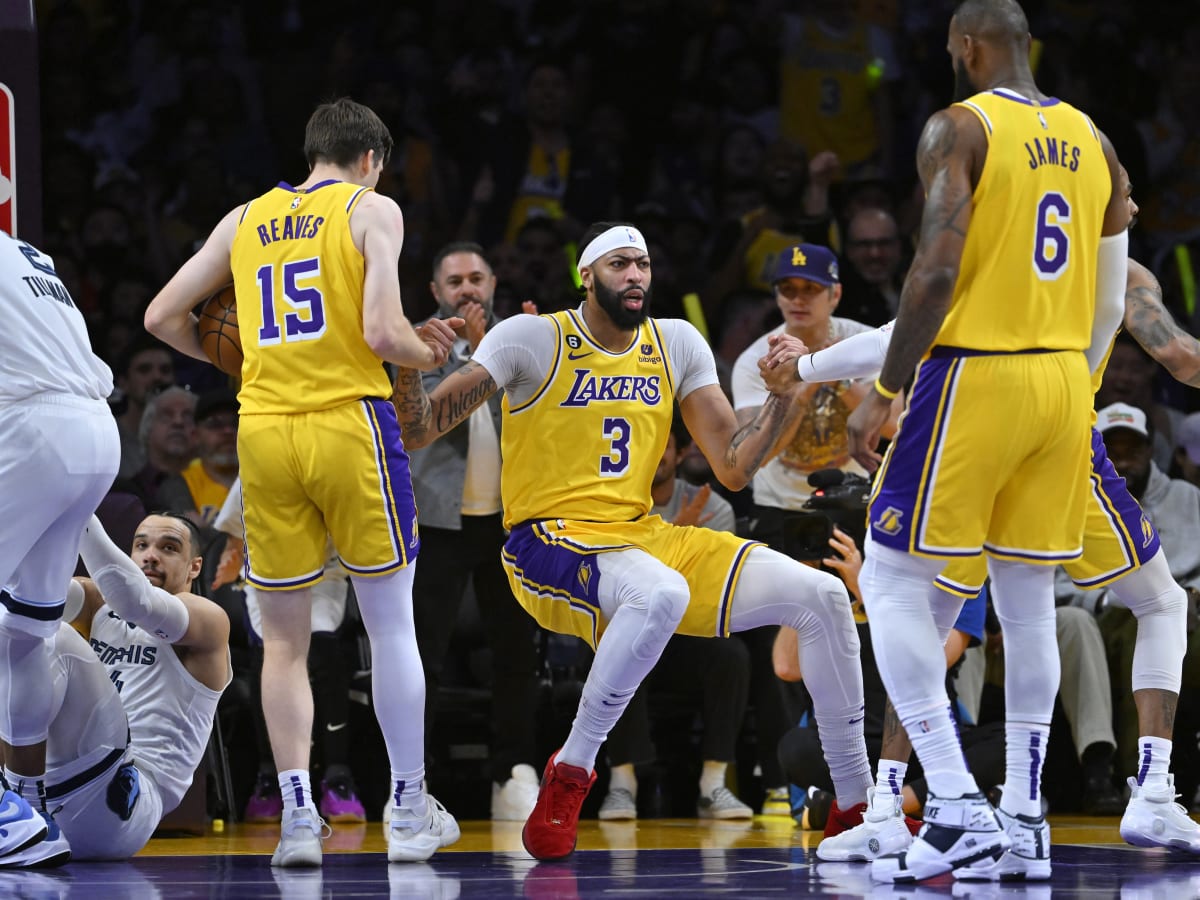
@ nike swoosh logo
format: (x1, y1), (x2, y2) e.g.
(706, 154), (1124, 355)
(0, 797), (27, 824)
(848, 716), (864, 724)
(326, 722), (348, 732)
(567, 351), (592, 360)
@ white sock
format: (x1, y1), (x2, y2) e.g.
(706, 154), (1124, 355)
(1135, 735), (1172, 790)
(1001, 722), (1050, 818)
(699, 761), (726, 797)
(608, 763), (637, 797)
(279, 769), (313, 813)
(3, 766), (45, 813)
(876, 759), (908, 797)
(391, 771), (428, 817)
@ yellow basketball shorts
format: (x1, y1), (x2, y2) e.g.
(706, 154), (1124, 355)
(501, 516), (762, 649)
(238, 398), (419, 590)
(869, 349), (1092, 563)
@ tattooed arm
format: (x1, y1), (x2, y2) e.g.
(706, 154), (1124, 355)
(846, 106), (981, 470)
(1124, 259), (1200, 388)
(391, 360), (498, 450)
(680, 383), (804, 492)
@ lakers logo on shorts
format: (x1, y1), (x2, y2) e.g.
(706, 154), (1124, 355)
(1140, 515), (1154, 549)
(874, 506), (905, 536)
(577, 561), (593, 591)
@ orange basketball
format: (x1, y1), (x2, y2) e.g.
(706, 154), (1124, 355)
(197, 285), (243, 377)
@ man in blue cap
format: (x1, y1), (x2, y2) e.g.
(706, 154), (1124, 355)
(730, 241), (900, 818)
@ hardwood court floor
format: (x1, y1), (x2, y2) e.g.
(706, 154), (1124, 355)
(7, 814), (1200, 897)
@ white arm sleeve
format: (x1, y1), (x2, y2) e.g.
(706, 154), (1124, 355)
(797, 321), (895, 383)
(1086, 231), (1129, 375)
(78, 515), (191, 643)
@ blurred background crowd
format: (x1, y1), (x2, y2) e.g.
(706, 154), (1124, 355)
(29, 0), (1200, 829)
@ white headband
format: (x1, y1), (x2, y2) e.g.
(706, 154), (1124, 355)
(577, 226), (648, 270)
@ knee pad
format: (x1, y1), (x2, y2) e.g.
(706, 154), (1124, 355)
(629, 580), (689, 661)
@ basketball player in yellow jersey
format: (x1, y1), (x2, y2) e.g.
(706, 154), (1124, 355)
(392, 220), (876, 862)
(144, 98), (463, 868)
(837, 1), (1132, 885)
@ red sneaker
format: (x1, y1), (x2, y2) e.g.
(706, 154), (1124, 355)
(903, 813), (923, 836)
(823, 799), (867, 837)
(521, 751), (597, 861)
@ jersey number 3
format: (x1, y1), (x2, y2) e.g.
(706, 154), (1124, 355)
(1033, 191), (1070, 280)
(601, 417), (631, 476)
(256, 258), (327, 345)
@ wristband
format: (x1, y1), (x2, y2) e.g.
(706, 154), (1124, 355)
(874, 378), (899, 400)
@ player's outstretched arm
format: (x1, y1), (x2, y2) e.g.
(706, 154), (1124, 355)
(392, 359), (498, 450)
(680, 382), (802, 492)
(1124, 258), (1200, 388)
(145, 206), (242, 361)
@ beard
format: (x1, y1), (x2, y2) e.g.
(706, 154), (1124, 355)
(594, 279), (652, 329)
(952, 58), (979, 103)
(1123, 465), (1151, 500)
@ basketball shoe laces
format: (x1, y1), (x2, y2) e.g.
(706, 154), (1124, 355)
(549, 767), (591, 826)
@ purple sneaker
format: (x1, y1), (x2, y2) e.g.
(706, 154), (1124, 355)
(318, 779), (366, 824)
(244, 774), (283, 824)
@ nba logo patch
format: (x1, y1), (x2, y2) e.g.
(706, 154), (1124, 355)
(290, 196), (302, 209)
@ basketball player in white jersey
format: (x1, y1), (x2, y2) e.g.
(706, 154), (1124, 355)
(0, 233), (121, 867)
(26, 512), (230, 860)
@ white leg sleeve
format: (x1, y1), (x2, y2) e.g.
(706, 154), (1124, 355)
(1107, 549), (1187, 694)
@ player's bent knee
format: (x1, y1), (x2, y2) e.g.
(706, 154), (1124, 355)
(630, 581), (689, 661)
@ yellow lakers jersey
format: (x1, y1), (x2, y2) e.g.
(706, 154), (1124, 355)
(938, 91), (1111, 352)
(780, 16), (880, 169)
(230, 180), (391, 414)
(179, 459), (230, 526)
(500, 310), (675, 529)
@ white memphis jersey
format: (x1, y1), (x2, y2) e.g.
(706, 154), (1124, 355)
(89, 606), (229, 812)
(0, 233), (113, 404)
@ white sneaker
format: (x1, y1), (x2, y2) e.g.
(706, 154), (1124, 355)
(954, 806), (1051, 881)
(0, 808), (69, 869)
(271, 808), (327, 868)
(0, 792), (48, 861)
(491, 764), (541, 821)
(817, 788), (913, 862)
(697, 785), (753, 820)
(598, 787), (637, 821)
(389, 794), (460, 863)
(871, 791), (1010, 884)
(1120, 775), (1200, 853)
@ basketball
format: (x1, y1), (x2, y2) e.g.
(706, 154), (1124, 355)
(197, 285), (243, 377)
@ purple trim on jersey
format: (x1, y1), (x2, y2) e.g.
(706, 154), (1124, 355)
(276, 178), (341, 193)
(648, 317), (674, 394)
(350, 398), (419, 571)
(1137, 742), (1152, 785)
(503, 522), (605, 645)
(990, 90), (1062, 108)
(345, 186), (369, 212)
(1028, 733), (1042, 801)
(1074, 427), (1160, 588)
(869, 356), (973, 555)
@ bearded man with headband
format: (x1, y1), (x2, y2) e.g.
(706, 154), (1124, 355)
(390, 220), (875, 860)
